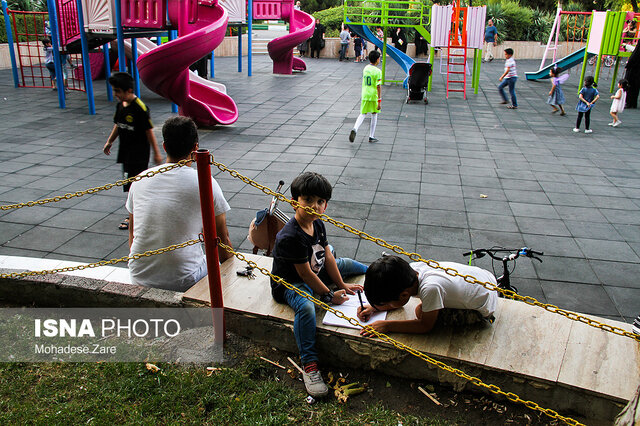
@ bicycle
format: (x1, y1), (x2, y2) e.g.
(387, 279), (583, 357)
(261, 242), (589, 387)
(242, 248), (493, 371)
(588, 54), (615, 67)
(462, 247), (544, 297)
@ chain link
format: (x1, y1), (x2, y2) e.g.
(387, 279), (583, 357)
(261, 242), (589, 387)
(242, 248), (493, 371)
(1, 155), (636, 344)
(0, 160), (191, 211)
(211, 160), (640, 344)
(217, 241), (585, 426)
(0, 238), (201, 279)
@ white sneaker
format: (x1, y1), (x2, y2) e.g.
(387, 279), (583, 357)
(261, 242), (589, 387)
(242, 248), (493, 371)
(613, 121), (621, 127)
(585, 129), (593, 134)
(572, 128), (580, 133)
(608, 122), (615, 126)
(302, 364), (328, 398)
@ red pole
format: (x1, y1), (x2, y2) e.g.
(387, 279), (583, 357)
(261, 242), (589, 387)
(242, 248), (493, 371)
(195, 149), (225, 343)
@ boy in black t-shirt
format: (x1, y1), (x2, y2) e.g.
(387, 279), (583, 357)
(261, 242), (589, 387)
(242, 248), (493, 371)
(271, 172), (367, 398)
(103, 72), (162, 229)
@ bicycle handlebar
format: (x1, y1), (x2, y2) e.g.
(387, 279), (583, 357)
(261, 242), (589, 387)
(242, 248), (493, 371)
(463, 247), (543, 262)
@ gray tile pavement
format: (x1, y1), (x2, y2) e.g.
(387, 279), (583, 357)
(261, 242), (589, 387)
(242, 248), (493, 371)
(1, 56), (639, 323)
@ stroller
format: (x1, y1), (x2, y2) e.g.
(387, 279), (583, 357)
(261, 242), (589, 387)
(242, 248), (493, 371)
(406, 62), (432, 104)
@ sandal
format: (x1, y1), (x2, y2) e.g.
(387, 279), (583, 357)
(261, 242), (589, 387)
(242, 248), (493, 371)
(119, 218), (129, 230)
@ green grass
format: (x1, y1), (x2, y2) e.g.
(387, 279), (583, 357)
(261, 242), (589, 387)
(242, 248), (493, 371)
(0, 359), (451, 425)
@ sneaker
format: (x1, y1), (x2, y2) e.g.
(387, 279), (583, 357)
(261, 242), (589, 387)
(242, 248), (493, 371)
(349, 129), (356, 143)
(572, 128), (580, 133)
(302, 362), (328, 398)
(608, 122), (615, 126)
(633, 315), (640, 335)
(368, 137), (378, 143)
(613, 120), (621, 127)
(585, 129), (593, 134)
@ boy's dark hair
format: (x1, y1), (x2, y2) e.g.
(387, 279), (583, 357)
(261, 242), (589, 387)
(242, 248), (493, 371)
(162, 116), (198, 159)
(584, 75), (596, 88)
(619, 78), (629, 90)
(504, 48), (514, 56)
(41, 38), (51, 45)
(290, 172), (332, 201)
(364, 255), (417, 306)
(369, 50), (381, 63)
(108, 72), (134, 91)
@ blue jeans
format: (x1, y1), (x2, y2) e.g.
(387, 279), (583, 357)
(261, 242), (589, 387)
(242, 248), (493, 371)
(339, 43), (348, 60)
(283, 257), (367, 364)
(498, 76), (517, 107)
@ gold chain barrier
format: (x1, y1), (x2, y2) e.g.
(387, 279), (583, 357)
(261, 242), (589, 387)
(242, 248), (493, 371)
(0, 238), (201, 280)
(0, 156), (636, 343)
(218, 242), (585, 426)
(0, 159), (191, 211)
(211, 160), (640, 344)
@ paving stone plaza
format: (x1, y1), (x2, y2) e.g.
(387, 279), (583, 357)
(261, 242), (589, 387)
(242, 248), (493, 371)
(0, 55), (638, 323)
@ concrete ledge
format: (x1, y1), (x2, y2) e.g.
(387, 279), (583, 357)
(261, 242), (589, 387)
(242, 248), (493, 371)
(0, 267), (183, 307)
(225, 312), (626, 422)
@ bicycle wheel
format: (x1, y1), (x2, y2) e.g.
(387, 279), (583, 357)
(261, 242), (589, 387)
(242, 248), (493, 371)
(604, 56), (615, 67)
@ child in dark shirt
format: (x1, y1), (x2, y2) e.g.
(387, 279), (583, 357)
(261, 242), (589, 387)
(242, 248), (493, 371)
(103, 72), (162, 229)
(271, 172), (367, 398)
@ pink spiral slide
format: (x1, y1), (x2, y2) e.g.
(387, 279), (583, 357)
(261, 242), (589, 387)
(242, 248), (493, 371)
(267, 6), (315, 74)
(137, 0), (238, 126)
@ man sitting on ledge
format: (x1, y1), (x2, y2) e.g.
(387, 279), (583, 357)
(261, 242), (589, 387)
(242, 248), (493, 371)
(126, 116), (233, 291)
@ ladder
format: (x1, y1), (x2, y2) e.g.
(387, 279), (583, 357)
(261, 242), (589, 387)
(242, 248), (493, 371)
(445, 3), (468, 99)
(446, 39), (467, 99)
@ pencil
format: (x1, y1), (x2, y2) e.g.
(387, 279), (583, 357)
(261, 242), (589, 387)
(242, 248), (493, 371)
(357, 290), (364, 309)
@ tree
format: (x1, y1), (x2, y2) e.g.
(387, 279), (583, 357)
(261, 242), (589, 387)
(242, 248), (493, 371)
(300, 0), (342, 14)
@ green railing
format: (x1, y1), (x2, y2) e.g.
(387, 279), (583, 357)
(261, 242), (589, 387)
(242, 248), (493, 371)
(344, 0), (430, 28)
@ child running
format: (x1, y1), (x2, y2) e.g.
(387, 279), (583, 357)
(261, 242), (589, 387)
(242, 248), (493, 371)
(609, 78), (628, 127)
(547, 67), (568, 115)
(349, 50), (382, 143)
(270, 172), (367, 398)
(574, 75), (599, 134)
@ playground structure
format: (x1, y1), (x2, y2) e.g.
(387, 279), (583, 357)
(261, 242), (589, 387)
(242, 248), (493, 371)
(2, 0), (319, 124)
(526, 6), (639, 92)
(343, 0), (429, 88)
(430, 2), (485, 99)
(344, 0), (485, 98)
(255, 0), (315, 74)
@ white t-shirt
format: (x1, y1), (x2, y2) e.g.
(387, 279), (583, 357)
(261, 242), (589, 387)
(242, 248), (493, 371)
(504, 57), (517, 78)
(413, 261), (498, 318)
(126, 164), (230, 290)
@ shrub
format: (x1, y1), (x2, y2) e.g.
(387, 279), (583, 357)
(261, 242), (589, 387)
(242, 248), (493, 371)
(524, 8), (554, 42)
(498, 0), (533, 41)
(313, 6), (344, 37)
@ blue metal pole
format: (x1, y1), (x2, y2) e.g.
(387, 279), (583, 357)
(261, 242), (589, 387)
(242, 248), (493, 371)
(1, 0), (20, 88)
(114, 0), (126, 72)
(237, 25), (242, 72)
(46, 0), (65, 108)
(75, 0), (95, 114)
(103, 43), (113, 101)
(248, 0), (252, 76)
(169, 29), (178, 113)
(210, 49), (215, 78)
(131, 37), (140, 98)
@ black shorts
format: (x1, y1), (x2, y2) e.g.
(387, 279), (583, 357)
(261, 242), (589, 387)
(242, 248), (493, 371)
(122, 162), (148, 192)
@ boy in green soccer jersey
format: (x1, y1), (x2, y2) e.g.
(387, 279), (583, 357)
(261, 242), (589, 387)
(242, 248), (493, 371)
(349, 51), (382, 143)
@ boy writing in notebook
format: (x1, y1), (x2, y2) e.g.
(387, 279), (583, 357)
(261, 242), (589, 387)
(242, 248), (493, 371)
(270, 172), (367, 398)
(357, 255), (497, 336)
